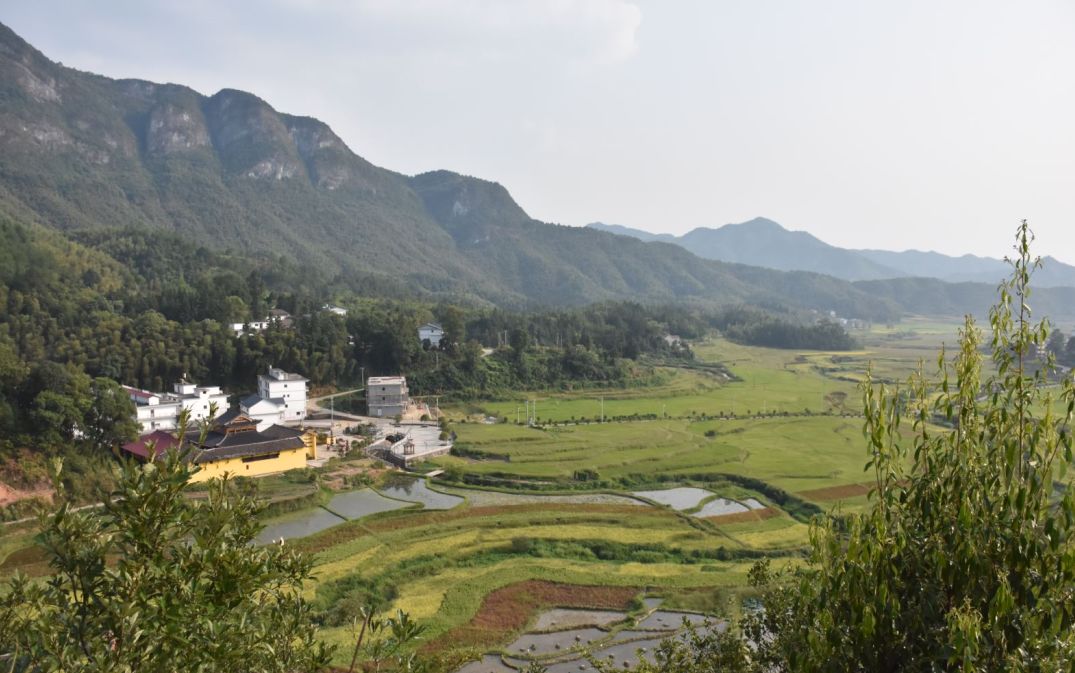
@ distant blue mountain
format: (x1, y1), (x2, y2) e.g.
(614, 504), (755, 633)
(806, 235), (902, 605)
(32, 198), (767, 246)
(587, 219), (1075, 288)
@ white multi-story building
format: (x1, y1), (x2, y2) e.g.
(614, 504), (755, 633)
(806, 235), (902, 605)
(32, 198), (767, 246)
(256, 367), (308, 423)
(418, 322), (445, 347)
(124, 380), (229, 434)
(367, 376), (410, 417)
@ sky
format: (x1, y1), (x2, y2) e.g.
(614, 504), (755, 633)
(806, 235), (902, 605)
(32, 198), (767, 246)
(4, 1), (1074, 261)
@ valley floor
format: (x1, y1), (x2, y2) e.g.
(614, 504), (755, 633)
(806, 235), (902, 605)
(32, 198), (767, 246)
(0, 318), (966, 670)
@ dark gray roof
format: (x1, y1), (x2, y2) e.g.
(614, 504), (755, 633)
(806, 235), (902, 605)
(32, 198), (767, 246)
(187, 424), (306, 463)
(240, 393), (264, 408)
(212, 408), (242, 425)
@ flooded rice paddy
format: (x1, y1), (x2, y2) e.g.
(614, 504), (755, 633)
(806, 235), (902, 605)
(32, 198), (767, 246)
(532, 608), (628, 631)
(327, 488), (412, 519)
(255, 507), (347, 544)
(379, 477), (463, 509)
(630, 487), (712, 510)
(631, 487), (766, 518)
(257, 479), (463, 542)
(454, 600), (722, 673)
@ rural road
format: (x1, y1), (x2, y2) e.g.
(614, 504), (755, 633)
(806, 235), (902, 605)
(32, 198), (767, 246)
(307, 388), (365, 421)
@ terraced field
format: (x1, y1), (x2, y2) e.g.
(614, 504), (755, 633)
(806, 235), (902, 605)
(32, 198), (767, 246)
(0, 320), (964, 670)
(282, 497), (784, 667)
(297, 322), (956, 666)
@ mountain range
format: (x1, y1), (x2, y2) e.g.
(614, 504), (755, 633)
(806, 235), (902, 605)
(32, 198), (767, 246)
(588, 219), (1075, 287)
(1, 21), (1074, 321)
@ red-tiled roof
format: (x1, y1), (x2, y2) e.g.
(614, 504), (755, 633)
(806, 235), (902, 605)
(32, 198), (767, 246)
(121, 430), (180, 460)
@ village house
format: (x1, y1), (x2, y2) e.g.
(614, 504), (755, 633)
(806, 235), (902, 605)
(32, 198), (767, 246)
(120, 413), (317, 482)
(367, 376), (410, 417)
(230, 319), (269, 337)
(123, 379), (229, 434)
(255, 367), (308, 423)
(418, 322), (445, 347)
(323, 304), (348, 317)
(267, 308), (294, 328)
(184, 411), (316, 482)
(120, 430), (180, 461)
(230, 309), (293, 337)
(239, 395), (285, 432)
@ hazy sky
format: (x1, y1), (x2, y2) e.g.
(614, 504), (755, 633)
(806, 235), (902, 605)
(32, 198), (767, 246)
(4, 1), (1074, 261)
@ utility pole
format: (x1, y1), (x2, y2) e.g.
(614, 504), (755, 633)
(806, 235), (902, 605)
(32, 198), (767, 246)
(600, 396), (604, 423)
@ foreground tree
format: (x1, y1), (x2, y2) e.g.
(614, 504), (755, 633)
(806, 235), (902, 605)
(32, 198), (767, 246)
(618, 222), (1075, 672)
(83, 377), (139, 453)
(0, 435), (331, 672)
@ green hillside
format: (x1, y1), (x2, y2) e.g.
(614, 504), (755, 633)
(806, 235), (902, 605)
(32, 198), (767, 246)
(0, 21), (905, 318)
(2, 21), (1074, 320)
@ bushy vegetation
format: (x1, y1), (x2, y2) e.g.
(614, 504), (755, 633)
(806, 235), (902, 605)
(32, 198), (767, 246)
(0, 449), (331, 672)
(623, 224), (1075, 671)
(722, 315), (856, 350)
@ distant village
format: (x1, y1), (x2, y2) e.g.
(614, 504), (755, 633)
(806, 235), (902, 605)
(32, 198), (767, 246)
(119, 319), (453, 481)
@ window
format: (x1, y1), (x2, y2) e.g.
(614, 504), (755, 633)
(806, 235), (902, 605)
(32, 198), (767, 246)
(241, 452), (280, 463)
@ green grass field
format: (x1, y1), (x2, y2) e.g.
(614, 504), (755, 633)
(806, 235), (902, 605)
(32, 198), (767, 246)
(443, 322), (961, 485)
(442, 415), (870, 493)
(472, 320), (961, 423)
(0, 318), (970, 670)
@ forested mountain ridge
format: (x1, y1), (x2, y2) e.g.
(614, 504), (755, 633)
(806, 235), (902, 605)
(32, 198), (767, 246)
(589, 218), (1075, 288)
(2, 21), (1074, 320)
(0, 22), (904, 320)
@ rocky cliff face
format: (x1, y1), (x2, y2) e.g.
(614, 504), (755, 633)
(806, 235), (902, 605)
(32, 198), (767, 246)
(0, 20), (921, 317)
(145, 98), (211, 156)
(202, 89), (305, 180)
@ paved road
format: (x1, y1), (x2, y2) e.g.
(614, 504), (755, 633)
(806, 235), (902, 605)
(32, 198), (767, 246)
(306, 388), (365, 421)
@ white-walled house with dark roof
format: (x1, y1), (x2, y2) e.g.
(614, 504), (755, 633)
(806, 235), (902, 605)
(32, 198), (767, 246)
(257, 367), (308, 423)
(123, 380), (228, 434)
(418, 322), (445, 347)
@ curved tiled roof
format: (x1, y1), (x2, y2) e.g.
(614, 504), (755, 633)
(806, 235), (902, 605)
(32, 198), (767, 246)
(186, 423), (306, 463)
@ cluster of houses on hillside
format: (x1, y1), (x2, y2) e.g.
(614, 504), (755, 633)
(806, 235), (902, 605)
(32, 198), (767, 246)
(120, 367), (314, 482)
(229, 305), (349, 337)
(119, 364), (451, 482)
(122, 367), (307, 434)
(117, 319), (456, 483)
